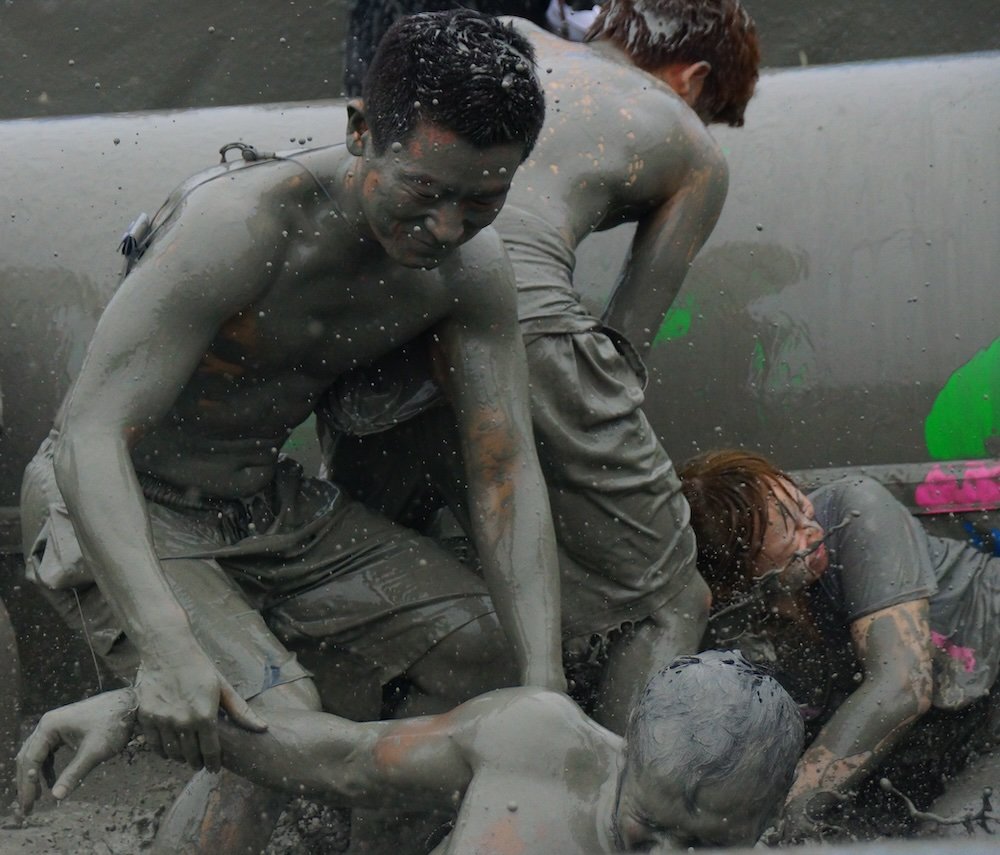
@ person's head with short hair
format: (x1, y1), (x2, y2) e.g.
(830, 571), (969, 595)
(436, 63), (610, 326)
(586, 0), (760, 126)
(613, 650), (804, 849)
(361, 9), (546, 160)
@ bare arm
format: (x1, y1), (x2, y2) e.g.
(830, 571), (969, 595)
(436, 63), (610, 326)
(436, 236), (564, 691)
(18, 687), (496, 814)
(783, 598), (933, 834)
(53, 185), (276, 767)
(602, 134), (728, 353)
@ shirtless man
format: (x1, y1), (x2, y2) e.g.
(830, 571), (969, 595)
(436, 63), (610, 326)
(17, 651), (805, 853)
(326, 0), (760, 729)
(19, 11), (563, 850)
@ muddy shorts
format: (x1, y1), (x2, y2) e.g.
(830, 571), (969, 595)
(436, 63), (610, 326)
(326, 327), (699, 640)
(20, 434), (495, 701)
(520, 328), (698, 635)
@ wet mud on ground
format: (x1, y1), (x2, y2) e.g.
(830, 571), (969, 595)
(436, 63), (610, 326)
(0, 722), (351, 855)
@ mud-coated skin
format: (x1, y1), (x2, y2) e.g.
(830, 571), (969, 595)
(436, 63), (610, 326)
(17, 655), (783, 853)
(41, 105), (565, 848)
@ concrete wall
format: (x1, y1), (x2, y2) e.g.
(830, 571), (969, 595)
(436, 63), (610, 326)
(1, 0), (998, 118)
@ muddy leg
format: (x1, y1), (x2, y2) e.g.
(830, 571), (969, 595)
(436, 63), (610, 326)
(591, 574), (710, 734)
(0, 595), (19, 810)
(152, 677), (322, 854)
(405, 613), (518, 706)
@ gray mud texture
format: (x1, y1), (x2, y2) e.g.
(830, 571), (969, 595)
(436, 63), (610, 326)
(0, 741), (350, 855)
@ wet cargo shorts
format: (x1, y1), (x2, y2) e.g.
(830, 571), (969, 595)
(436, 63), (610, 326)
(21, 433), (495, 701)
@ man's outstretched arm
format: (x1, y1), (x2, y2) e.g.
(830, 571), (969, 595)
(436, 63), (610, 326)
(602, 127), (728, 354)
(437, 233), (565, 691)
(18, 688), (488, 816)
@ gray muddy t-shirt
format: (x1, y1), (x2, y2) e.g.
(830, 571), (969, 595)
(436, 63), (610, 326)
(810, 476), (1000, 711)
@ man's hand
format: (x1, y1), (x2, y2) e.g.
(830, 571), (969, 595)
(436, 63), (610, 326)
(16, 689), (136, 815)
(135, 643), (267, 772)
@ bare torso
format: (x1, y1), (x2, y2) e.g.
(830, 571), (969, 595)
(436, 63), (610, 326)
(120, 148), (472, 496)
(430, 690), (620, 855)
(503, 19), (711, 246)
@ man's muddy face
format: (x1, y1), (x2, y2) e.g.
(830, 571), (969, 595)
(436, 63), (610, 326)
(752, 478), (828, 592)
(612, 764), (760, 851)
(359, 121), (522, 269)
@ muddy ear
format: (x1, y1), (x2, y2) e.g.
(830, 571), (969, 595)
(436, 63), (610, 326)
(687, 61), (712, 86)
(346, 99), (368, 156)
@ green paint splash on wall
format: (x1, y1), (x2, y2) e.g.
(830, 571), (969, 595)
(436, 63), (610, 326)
(653, 296), (696, 346)
(925, 337), (1000, 460)
(751, 340), (766, 376)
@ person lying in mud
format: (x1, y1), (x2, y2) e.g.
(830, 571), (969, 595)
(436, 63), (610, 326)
(19, 11), (564, 852)
(324, 0), (759, 731)
(17, 650), (804, 853)
(680, 450), (1000, 840)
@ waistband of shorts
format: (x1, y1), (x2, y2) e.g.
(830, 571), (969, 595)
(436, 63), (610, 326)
(137, 472), (275, 541)
(521, 323), (648, 389)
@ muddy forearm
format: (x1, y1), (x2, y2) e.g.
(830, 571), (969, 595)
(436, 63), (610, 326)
(789, 604), (933, 803)
(218, 711), (382, 805)
(789, 680), (923, 803)
(55, 432), (195, 655)
(218, 711), (466, 811)
(469, 462), (563, 689)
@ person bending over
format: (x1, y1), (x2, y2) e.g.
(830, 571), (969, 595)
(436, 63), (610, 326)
(324, 0), (759, 731)
(681, 450), (1000, 840)
(17, 650), (804, 853)
(20, 11), (563, 852)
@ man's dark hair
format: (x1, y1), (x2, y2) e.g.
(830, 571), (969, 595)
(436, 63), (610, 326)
(586, 0), (760, 127)
(626, 650), (804, 840)
(361, 9), (546, 159)
(344, 0), (551, 97)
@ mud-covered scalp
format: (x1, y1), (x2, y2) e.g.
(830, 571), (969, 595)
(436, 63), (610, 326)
(362, 9), (546, 159)
(626, 650), (804, 837)
(680, 449), (790, 606)
(586, 0), (759, 126)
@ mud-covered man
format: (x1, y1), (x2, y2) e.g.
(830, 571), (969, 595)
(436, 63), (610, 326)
(328, 0), (760, 729)
(19, 10), (563, 850)
(18, 651), (804, 853)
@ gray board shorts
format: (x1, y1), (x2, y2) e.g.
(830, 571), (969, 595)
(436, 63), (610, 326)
(21, 433), (495, 701)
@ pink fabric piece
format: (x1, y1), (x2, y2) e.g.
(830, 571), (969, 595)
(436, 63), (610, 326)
(931, 630), (977, 673)
(915, 463), (1000, 513)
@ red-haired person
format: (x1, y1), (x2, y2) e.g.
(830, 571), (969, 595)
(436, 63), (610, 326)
(681, 449), (1000, 840)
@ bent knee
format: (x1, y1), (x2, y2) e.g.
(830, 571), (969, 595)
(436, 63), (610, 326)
(408, 614), (516, 700)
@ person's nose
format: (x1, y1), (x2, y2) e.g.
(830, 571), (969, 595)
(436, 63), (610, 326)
(799, 519), (824, 551)
(424, 203), (465, 246)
